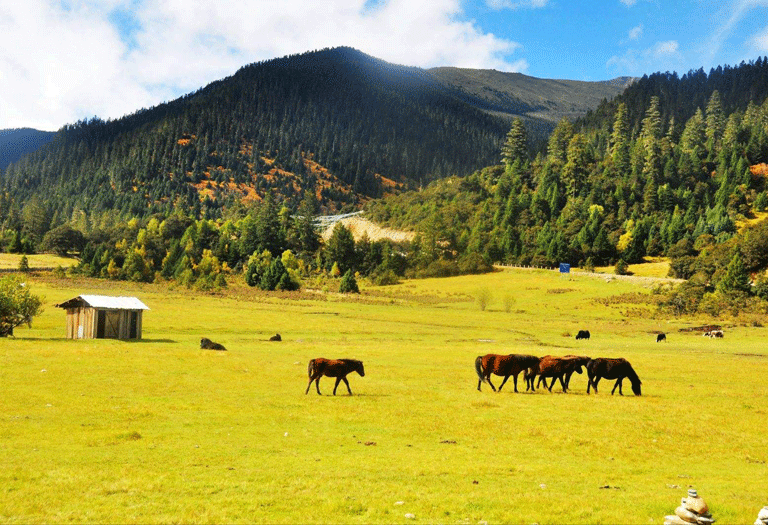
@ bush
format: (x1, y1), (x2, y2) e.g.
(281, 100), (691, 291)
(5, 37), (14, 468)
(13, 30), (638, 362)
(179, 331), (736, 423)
(0, 275), (44, 336)
(339, 270), (359, 294)
(371, 269), (400, 286)
(475, 287), (492, 311)
(18, 256), (29, 273)
(614, 259), (629, 275)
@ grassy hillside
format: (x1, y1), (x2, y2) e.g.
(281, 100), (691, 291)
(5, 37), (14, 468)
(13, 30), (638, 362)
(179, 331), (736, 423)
(430, 68), (632, 123)
(1, 270), (766, 523)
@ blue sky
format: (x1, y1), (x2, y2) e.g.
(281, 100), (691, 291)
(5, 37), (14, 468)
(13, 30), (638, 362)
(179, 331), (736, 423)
(1, 0), (767, 131)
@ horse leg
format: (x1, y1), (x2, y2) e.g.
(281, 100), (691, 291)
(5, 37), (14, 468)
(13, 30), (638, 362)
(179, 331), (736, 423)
(547, 377), (555, 392)
(513, 373), (519, 393)
(558, 375), (568, 393)
(592, 377), (600, 394)
(487, 376), (497, 392)
(315, 377), (322, 395)
(477, 377), (483, 392)
(498, 375), (510, 392)
(611, 378), (622, 395)
(342, 376), (352, 395)
(333, 377), (342, 395)
(305, 376), (314, 395)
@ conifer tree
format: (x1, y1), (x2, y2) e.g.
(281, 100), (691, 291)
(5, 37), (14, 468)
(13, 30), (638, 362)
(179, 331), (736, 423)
(501, 118), (528, 167)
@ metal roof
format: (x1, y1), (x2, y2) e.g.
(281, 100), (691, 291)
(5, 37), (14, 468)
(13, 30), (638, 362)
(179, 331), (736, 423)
(56, 295), (150, 310)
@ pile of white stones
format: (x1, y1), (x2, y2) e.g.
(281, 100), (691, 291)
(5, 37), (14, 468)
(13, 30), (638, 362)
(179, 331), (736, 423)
(754, 506), (768, 525)
(664, 489), (715, 525)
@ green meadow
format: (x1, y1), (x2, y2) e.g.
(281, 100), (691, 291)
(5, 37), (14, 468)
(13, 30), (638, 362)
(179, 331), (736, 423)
(1, 269), (766, 524)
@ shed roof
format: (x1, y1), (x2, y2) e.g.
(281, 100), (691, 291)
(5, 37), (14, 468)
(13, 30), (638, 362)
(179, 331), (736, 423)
(55, 295), (150, 310)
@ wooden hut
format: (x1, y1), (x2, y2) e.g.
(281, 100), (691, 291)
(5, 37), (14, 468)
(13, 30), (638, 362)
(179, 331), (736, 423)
(55, 295), (149, 340)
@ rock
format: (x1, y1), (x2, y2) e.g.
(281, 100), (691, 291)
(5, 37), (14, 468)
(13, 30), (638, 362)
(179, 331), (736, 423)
(696, 516), (715, 525)
(394, 501), (404, 506)
(754, 520), (763, 525)
(666, 515), (693, 525)
(682, 495), (709, 515)
(759, 508), (768, 521)
(405, 513), (415, 519)
(676, 506), (699, 523)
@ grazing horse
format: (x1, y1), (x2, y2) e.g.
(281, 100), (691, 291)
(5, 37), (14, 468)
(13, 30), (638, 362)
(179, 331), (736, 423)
(586, 358), (642, 396)
(530, 355), (589, 392)
(475, 354), (541, 392)
(305, 358), (365, 395)
(656, 333), (666, 343)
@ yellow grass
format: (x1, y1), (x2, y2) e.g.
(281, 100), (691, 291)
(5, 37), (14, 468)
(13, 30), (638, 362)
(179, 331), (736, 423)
(1, 270), (766, 523)
(0, 253), (79, 270)
(592, 257), (672, 279)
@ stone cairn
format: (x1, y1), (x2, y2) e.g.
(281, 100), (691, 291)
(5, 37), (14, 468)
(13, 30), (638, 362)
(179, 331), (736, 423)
(664, 489), (715, 525)
(754, 506), (768, 525)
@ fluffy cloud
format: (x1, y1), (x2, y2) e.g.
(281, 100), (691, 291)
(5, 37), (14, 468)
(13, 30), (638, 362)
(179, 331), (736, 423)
(628, 24), (643, 41)
(620, 0), (637, 6)
(650, 40), (679, 57)
(0, 0), (525, 130)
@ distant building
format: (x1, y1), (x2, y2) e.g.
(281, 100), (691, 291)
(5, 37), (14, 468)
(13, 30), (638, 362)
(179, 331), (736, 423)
(55, 295), (149, 340)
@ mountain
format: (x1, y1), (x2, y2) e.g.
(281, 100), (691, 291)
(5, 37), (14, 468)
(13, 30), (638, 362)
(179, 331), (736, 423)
(0, 128), (55, 171)
(0, 47), (627, 223)
(429, 67), (634, 123)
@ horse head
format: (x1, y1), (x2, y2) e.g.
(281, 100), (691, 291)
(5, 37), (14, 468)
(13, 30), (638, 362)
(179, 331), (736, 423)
(631, 378), (642, 396)
(356, 361), (365, 377)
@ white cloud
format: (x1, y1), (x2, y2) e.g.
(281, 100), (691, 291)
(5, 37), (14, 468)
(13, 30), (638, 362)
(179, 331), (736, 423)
(628, 24), (643, 41)
(0, 0), (526, 131)
(650, 40), (679, 57)
(705, 0), (768, 63)
(487, 0), (548, 9)
(749, 25), (768, 52)
(607, 40), (682, 75)
(620, 0), (637, 6)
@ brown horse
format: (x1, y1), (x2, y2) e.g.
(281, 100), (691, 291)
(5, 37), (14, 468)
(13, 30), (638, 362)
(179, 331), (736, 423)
(475, 354), (541, 392)
(528, 355), (590, 393)
(305, 358), (365, 395)
(586, 357), (642, 395)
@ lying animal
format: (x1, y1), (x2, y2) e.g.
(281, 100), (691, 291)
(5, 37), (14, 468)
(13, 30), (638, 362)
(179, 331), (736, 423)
(269, 333), (282, 341)
(200, 337), (226, 351)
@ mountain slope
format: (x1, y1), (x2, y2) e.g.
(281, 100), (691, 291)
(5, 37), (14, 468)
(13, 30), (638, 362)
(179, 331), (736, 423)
(0, 47), (627, 221)
(0, 128), (55, 171)
(429, 68), (633, 123)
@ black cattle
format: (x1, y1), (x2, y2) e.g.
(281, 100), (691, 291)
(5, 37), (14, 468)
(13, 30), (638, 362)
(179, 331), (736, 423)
(575, 330), (591, 340)
(269, 333), (282, 341)
(656, 333), (666, 343)
(200, 337), (226, 351)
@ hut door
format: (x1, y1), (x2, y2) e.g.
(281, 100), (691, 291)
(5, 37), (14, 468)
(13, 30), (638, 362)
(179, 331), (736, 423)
(105, 311), (120, 338)
(129, 311), (138, 339)
(96, 311), (106, 338)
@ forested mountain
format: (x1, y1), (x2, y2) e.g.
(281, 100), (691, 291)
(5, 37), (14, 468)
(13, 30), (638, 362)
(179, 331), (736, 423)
(0, 128), (54, 171)
(367, 57), (768, 312)
(0, 47), (627, 227)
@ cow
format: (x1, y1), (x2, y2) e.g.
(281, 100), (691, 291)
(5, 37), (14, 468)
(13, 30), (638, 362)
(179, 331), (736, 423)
(200, 337), (226, 351)
(656, 333), (666, 343)
(575, 330), (591, 340)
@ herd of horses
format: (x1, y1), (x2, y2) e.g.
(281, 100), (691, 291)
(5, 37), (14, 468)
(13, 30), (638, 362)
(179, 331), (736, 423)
(475, 353), (642, 396)
(303, 331), (643, 396)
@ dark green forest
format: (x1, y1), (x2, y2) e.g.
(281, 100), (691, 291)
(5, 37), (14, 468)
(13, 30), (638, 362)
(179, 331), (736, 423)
(3, 52), (768, 314)
(367, 58), (768, 314)
(0, 47), (517, 225)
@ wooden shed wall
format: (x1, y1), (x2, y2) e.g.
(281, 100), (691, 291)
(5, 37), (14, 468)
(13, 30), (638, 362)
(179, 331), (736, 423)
(64, 307), (143, 340)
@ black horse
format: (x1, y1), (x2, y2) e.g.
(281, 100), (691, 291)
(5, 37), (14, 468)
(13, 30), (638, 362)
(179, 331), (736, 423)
(656, 333), (666, 343)
(305, 358), (365, 395)
(475, 354), (541, 392)
(575, 330), (591, 340)
(586, 358), (642, 395)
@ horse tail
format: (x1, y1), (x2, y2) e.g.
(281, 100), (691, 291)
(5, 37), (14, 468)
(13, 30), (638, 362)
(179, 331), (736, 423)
(475, 356), (486, 383)
(307, 359), (316, 378)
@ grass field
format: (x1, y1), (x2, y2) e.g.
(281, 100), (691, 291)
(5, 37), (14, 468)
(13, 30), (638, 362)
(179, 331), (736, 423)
(0, 253), (79, 270)
(1, 269), (766, 524)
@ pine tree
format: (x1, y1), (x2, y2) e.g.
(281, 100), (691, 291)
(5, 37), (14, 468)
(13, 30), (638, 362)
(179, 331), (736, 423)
(501, 118), (528, 167)
(705, 90), (726, 154)
(717, 250), (750, 294)
(611, 103), (631, 175)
